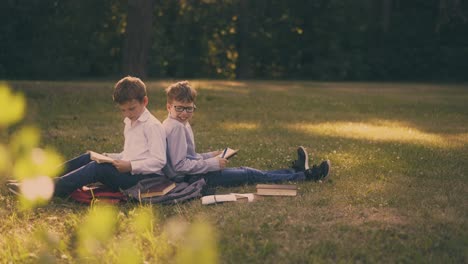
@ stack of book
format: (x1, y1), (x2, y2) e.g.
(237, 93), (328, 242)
(256, 184), (297, 196)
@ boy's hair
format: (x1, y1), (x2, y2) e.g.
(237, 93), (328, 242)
(113, 76), (147, 104)
(165, 81), (197, 103)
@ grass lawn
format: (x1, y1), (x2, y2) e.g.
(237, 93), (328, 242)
(1, 80), (467, 263)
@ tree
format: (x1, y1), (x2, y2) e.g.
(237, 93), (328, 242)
(235, 0), (252, 79)
(122, 0), (154, 78)
(435, 0), (467, 33)
(381, 0), (392, 33)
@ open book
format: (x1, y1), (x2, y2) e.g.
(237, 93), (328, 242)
(201, 193), (256, 205)
(216, 147), (239, 159)
(88, 151), (114, 164)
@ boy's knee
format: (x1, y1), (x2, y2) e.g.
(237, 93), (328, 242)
(93, 163), (116, 174)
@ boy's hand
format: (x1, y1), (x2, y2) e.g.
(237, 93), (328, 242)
(217, 157), (228, 169)
(112, 160), (132, 173)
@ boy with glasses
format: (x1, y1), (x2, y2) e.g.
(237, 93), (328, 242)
(162, 81), (330, 187)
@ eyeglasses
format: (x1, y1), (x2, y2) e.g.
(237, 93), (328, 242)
(173, 105), (196, 113)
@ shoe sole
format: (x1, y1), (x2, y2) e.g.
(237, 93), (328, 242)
(6, 179), (19, 184)
(7, 183), (21, 196)
(298, 146), (309, 170)
(320, 160), (331, 182)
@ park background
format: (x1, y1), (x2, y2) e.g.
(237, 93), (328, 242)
(1, 0), (467, 81)
(1, 1), (467, 263)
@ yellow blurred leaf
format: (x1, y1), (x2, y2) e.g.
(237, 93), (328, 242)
(13, 148), (64, 180)
(132, 206), (156, 234)
(0, 83), (25, 126)
(78, 206), (118, 258)
(34, 148), (64, 177)
(0, 144), (10, 174)
(9, 126), (41, 158)
(21, 175), (54, 201)
(176, 219), (218, 264)
(115, 241), (142, 264)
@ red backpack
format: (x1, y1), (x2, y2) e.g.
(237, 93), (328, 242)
(70, 185), (127, 204)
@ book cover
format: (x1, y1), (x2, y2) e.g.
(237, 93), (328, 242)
(140, 181), (176, 198)
(256, 184), (297, 196)
(256, 189), (297, 196)
(217, 147), (239, 159)
(88, 151), (114, 164)
(256, 184), (297, 190)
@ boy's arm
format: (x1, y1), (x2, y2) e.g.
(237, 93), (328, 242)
(200, 151), (220, 159)
(130, 123), (167, 175)
(168, 125), (220, 174)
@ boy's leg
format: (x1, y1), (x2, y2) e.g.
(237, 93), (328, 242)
(268, 169), (296, 174)
(62, 153), (92, 174)
(202, 167), (305, 187)
(97, 170), (158, 192)
(54, 161), (155, 197)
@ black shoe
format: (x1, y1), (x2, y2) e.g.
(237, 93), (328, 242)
(290, 146), (309, 172)
(305, 160), (331, 182)
(6, 182), (21, 196)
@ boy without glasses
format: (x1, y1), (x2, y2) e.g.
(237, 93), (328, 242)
(51, 76), (167, 197)
(162, 81), (330, 187)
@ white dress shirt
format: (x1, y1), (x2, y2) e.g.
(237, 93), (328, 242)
(107, 108), (166, 175)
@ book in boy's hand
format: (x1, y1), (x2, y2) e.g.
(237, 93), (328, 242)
(88, 150), (115, 164)
(256, 184), (297, 196)
(140, 180), (176, 198)
(216, 147), (239, 159)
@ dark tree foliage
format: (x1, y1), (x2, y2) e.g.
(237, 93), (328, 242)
(1, 0), (467, 81)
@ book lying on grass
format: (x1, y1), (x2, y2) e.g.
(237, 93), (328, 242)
(256, 184), (298, 196)
(201, 193), (256, 205)
(139, 179), (176, 198)
(88, 151), (114, 164)
(216, 147), (239, 159)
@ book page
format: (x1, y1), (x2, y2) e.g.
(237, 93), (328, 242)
(217, 148), (239, 159)
(201, 193), (256, 205)
(201, 194), (237, 205)
(231, 193), (256, 202)
(88, 151), (114, 164)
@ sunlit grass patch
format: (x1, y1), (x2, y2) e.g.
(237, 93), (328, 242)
(221, 122), (259, 131)
(288, 120), (468, 148)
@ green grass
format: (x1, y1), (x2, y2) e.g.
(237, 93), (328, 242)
(1, 80), (467, 263)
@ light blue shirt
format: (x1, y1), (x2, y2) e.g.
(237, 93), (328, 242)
(162, 116), (219, 180)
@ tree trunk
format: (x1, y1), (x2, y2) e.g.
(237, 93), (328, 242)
(236, 0), (251, 79)
(122, 0), (154, 78)
(381, 0), (392, 33)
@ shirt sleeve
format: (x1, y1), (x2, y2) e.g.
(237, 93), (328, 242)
(130, 122), (167, 175)
(200, 151), (218, 159)
(167, 124), (220, 175)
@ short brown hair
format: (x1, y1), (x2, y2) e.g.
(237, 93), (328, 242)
(165, 81), (197, 103)
(113, 76), (147, 104)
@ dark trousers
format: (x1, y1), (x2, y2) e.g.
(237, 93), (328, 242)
(194, 167), (306, 187)
(54, 153), (159, 197)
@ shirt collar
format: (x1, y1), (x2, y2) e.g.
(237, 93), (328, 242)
(167, 114), (190, 127)
(124, 108), (150, 125)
